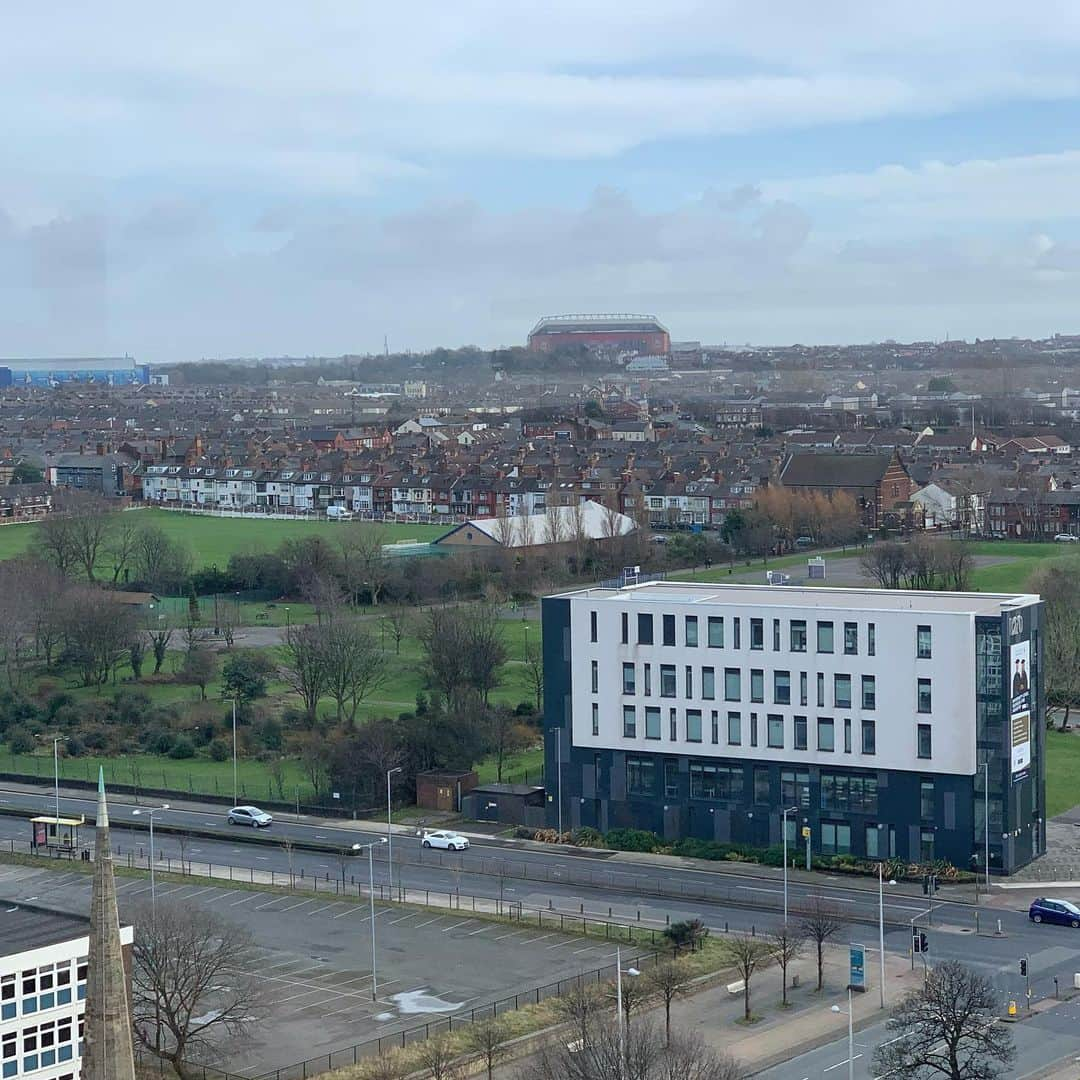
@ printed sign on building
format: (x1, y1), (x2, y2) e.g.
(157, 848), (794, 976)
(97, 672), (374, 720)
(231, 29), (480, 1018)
(1009, 636), (1031, 775)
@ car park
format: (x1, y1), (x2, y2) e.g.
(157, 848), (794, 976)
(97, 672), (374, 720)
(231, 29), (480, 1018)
(420, 830), (470, 851)
(1029, 897), (1080, 927)
(227, 805), (273, 827)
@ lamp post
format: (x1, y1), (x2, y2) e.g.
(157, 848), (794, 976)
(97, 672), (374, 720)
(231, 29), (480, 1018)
(351, 838), (388, 1000)
(132, 804), (170, 914)
(548, 727), (563, 836)
(231, 697), (238, 807)
(386, 767), (403, 895)
(983, 759), (991, 892)
(781, 805), (798, 924)
(878, 861), (897, 1009)
(831, 988), (854, 1080)
(615, 947), (640, 1071)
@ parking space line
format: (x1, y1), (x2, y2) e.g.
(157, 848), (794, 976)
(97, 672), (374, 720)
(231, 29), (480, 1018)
(387, 913), (415, 925)
(530, 933), (556, 943)
(333, 906), (368, 920)
(277, 899), (315, 913)
(412, 916), (444, 929)
(545, 938), (577, 950)
(572, 946), (598, 955)
(229, 893), (258, 906)
(254, 896), (292, 911)
(467, 924), (492, 936)
(442, 921), (476, 933)
(307, 904), (342, 917)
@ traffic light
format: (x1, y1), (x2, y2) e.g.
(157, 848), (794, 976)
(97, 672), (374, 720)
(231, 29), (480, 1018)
(922, 874), (939, 896)
(919, 932), (928, 955)
(1020, 958), (1028, 977)
(912, 928), (921, 953)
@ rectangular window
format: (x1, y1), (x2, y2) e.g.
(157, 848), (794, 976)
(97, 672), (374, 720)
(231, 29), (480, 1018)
(685, 666), (693, 698)
(686, 709), (703, 743)
(794, 715), (808, 750)
(670, 708), (677, 741)
(660, 665), (677, 698)
(644, 663), (652, 697)
(590, 610), (598, 643)
(920, 780), (935, 820)
(868, 622), (876, 656)
(711, 710), (719, 744)
(861, 675), (876, 710)
(774, 670), (791, 705)
(591, 660), (598, 694)
(821, 822), (852, 856)
(817, 717), (835, 752)
(767, 714), (784, 749)
(790, 620), (807, 652)
(834, 674), (852, 709)
(591, 703), (599, 737)
(727, 711), (741, 745)
(724, 668), (741, 701)
(622, 705), (636, 738)
(702, 667), (715, 700)
(844, 622), (858, 655)
(750, 669), (764, 703)
(754, 766), (770, 804)
(781, 769), (811, 809)
(708, 616), (724, 648)
(626, 757), (656, 795)
(665, 760), (679, 798)
(750, 618), (764, 650)
(663, 613), (676, 647)
(861, 719), (876, 755)
(690, 763), (744, 801)
(800, 672), (808, 707)
(621, 612), (628, 645)
(750, 712), (758, 747)
(866, 825), (881, 859)
(844, 717), (852, 753)
(733, 618), (741, 649)
(917, 723), (933, 759)
(817, 672), (825, 708)
(920, 829), (935, 863)
(817, 621), (834, 653)
(685, 616), (698, 648)
(773, 619), (781, 651)
(917, 678), (932, 714)
(622, 662), (636, 694)
(917, 625), (932, 659)
(638, 613), (653, 645)
(645, 706), (661, 740)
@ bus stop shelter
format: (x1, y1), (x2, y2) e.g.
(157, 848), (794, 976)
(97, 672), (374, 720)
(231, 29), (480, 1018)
(30, 815), (85, 856)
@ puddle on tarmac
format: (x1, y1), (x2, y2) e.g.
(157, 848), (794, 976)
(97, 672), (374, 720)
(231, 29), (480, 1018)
(389, 988), (461, 1014)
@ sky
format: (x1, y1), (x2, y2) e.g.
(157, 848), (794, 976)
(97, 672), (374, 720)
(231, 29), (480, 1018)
(3, 2), (1080, 362)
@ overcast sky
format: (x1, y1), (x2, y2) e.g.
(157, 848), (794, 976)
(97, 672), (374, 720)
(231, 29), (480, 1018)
(4, 2), (1080, 362)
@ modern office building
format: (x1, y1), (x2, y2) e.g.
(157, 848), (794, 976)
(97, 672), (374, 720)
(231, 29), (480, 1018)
(543, 580), (1045, 874)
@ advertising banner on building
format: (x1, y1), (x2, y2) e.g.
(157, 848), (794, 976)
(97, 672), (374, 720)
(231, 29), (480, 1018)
(1009, 635), (1032, 776)
(849, 943), (866, 991)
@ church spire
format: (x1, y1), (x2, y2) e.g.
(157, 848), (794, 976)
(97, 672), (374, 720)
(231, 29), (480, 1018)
(82, 768), (136, 1080)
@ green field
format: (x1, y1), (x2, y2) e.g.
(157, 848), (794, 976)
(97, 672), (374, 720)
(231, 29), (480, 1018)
(0, 508), (445, 569)
(1045, 730), (1080, 817)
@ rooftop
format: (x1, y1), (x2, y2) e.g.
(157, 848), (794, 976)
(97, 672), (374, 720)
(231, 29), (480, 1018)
(0, 904), (89, 957)
(552, 579), (1038, 617)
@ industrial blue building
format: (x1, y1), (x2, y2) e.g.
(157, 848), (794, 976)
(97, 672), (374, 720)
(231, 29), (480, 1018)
(0, 358), (149, 388)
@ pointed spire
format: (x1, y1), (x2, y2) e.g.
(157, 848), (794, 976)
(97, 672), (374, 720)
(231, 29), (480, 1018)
(96, 765), (109, 829)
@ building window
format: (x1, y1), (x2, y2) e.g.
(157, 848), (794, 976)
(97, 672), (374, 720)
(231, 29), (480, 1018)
(868, 622), (876, 655)
(711, 710), (719, 744)
(685, 666), (693, 697)
(861, 675), (876, 710)
(708, 616), (724, 648)
(644, 663), (652, 696)
(770, 620), (780, 652)
(794, 715), (808, 750)
(790, 620), (807, 652)
(767, 714), (784, 749)
(645, 706), (661, 740)
(663, 614), (676, 647)
(591, 661), (598, 694)
(774, 670), (791, 705)
(834, 674), (852, 709)
(685, 616), (698, 647)
(733, 618), (741, 649)
(800, 672), (808, 707)
(627, 757), (656, 795)
(817, 717), (835, 752)
(622, 663), (636, 695)
(660, 665), (676, 698)
(724, 668), (741, 701)
(754, 766), (771, 804)
(750, 712), (758, 747)
(622, 705), (636, 738)
(920, 829), (935, 862)
(636, 614), (653, 645)
(917, 724), (933, 759)
(750, 669), (764, 703)
(817, 621), (834, 653)
(665, 760), (679, 798)
(781, 769), (811, 809)
(917, 625), (932, 659)
(590, 611), (598, 643)
(866, 825), (881, 859)
(844, 717), (852, 753)
(667, 708), (676, 740)
(690, 763), (743, 801)
(920, 780), (935, 820)
(687, 709), (703, 743)
(844, 622), (858, 655)
(727, 711), (741, 745)
(591, 703), (599, 737)
(621, 612), (628, 645)
(861, 719), (876, 755)
(817, 672), (825, 708)
(702, 667), (715, 700)
(821, 822), (852, 856)
(917, 678), (932, 713)
(750, 618), (764, 650)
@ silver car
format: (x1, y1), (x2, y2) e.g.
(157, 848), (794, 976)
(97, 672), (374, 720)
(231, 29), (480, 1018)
(227, 805), (273, 828)
(421, 830), (470, 851)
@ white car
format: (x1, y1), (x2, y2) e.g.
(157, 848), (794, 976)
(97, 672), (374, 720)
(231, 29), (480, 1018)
(1054, 534), (1079, 543)
(420, 830), (470, 851)
(227, 805), (273, 828)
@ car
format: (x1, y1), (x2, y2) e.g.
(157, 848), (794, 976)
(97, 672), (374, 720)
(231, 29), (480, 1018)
(795, 535), (815, 546)
(227, 805), (273, 828)
(1054, 534), (1079, 543)
(420, 830), (470, 851)
(1028, 897), (1080, 927)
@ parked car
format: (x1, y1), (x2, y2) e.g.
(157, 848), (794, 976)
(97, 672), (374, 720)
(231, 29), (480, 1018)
(420, 830), (470, 851)
(1053, 533), (1079, 543)
(795, 535), (815, 546)
(326, 505), (354, 520)
(1028, 897), (1080, 927)
(227, 805), (273, 828)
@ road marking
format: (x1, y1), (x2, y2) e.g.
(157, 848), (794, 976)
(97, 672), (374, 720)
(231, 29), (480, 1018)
(277, 898), (315, 913)
(387, 913), (415, 925)
(546, 938), (576, 950)
(412, 916), (444, 929)
(308, 904), (341, 917)
(229, 893), (257, 906)
(467, 924), (491, 936)
(254, 897), (291, 911)
(530, 932), (556, 943)
(333, 906), (367, 920)
(443, 921), (474, 933)
(824, 1055), (862, 1073)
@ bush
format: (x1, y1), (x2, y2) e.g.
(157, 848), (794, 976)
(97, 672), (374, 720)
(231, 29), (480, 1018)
(571, 826), (604, 848)
(45, 692), (74, 719)
(168, 736), (195, 760)
(143, 729), (176, 756)
(209, 739), (230, 762)
(82, 728), (109, 751)
(65, 735), (86, 757)
(7, 726), (34, 755)
(255, 717), (283, 752)
(664, 918), (709, 953)
(604, 828), (661, 853)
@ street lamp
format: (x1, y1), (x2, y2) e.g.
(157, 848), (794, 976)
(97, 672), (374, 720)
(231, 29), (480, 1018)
(878, 861), (897, 1009)
(548, 727), (563, 836)
(132, 804), (170, 913)
(615, 946), (640, 1069)
(831, 989), (854, 1080)
(351, 838), (388, 1000)
(386, 767), (403, 895)
(231, 697), (238, 807)
(781, 805), (798, 924)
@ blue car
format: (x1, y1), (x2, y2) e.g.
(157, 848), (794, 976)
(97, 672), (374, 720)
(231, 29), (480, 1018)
(1028, 897), (1080, 927)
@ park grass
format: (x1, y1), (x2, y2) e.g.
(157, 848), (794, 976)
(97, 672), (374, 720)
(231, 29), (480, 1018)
(1045, 730), (1080, 818)
(671, 546), (857, 584)
(475, 745), (545, 785)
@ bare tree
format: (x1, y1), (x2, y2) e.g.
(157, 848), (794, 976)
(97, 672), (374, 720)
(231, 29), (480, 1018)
(415, 1033), (462, 1080)
(872, 961), (1015, 1080)
(1028, 560), (1080, 727)
(464, 603), (508, 706)
(860, 541), (908, 589)
(281, 622), (329, 725)
(940, 541), (973, 592)
(418, 607), (472, 709)
(647, 960), (691, 1047)
(492, 502), (516, 548)
(362, 1053), (412, 1080)
(148, 625), (174, 675)
(516, 508), (536, 550)
(54, 491), (116, 580)
(107, 514), (140, 583)
(322, 619), (386, 727)
(522, 638), (544, 711)
(767, 927), (806, 1007)
(551, 981), (603, 1050)
(379, 606), (412, 655)
(59, 588), (137, 686)
(463, 1016), (510, 1080)
(302, 568), (345, 626)
(131, 901), (269, 1080)
(605, 966), (651, 1026)
(800, 900), (845, 992)
(337, 524), (391, 606)
(181, 648), (218, 701)
(727, 936), (773, 1022)
(543, 504), (568, 546)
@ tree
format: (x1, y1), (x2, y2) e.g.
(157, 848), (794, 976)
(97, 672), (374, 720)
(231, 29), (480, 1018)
(415, 1033), (461, 1080)
(337, 525), (391, 606)
(132, 524), (192, 593)
(106, 515), (140, 584)
(727, 935), (773, 1022)
(148, 625), (173, 675)
(663, 918), (709, 954)
(861, 540), (909, 589)
(486, 706), (532, 782)
(418, 607), (471, 708)
(322, 619), (386, 727)
(1028, 560), (1080, 727)
(131, 901), (268, 1080)
(52, 490), (116, 580)
(181, 648), (218, 701)
(59, 588), (137, 686)
(220, 650), (275, 716)
(129, 639), (146, 680)
(10, 461), (43, 484)
(380, 606), (412, 655)
(522, 638), (544, 711)
(648, 960), (690, 1047)
(800, 900), (845, 991)
(463, 1015), (510, 1080)
(767, 927), (806, 1007)
(872, 961), (1015, 1080)
(281, 622), (329, 724)
(551, 981), (603, 1050)
(606, 967), (651, 1027)
(939, 542), (973, 592)
(464, 603), (508, 706)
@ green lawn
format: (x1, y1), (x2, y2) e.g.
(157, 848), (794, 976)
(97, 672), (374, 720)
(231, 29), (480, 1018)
(0, 508), (445, 570)
(671, 546), (859, 584)
(1045, 730), (1080, 818)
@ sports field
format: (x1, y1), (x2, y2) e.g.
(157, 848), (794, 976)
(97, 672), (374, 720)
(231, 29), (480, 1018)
(0, 509), (445, 569)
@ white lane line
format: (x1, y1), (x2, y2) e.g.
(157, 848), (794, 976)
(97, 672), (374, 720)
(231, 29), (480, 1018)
(824, 1055), (862, 1073)
(308, 904), (342, 917)
(443, 921), (475, 933)
(254, 897), (292, 911)
(229, 894), (258, 907)
(546, 938), (576, 950)
(277, 899), (315, 913)
(388, 913), (415, 925)
(412, 916), (444, 929)
(467, 924), (492, 936)
(333, 906), (367, 920)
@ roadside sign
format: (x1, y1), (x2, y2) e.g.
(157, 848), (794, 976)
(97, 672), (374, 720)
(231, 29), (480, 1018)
(801, 826), (811, 838)
(849, 943), (866, 991)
